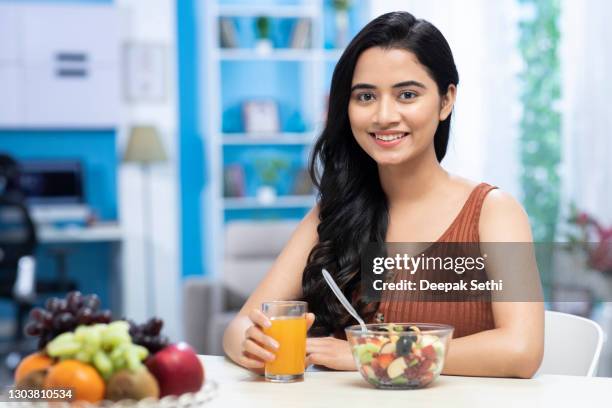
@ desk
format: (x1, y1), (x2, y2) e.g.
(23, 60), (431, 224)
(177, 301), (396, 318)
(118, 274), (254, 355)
(199, 355), (610, 408)
(37, 223), (122, 244)
(36, 223), (123, 315)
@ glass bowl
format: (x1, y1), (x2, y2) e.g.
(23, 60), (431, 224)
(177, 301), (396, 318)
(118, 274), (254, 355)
(345, 323), (453, 389)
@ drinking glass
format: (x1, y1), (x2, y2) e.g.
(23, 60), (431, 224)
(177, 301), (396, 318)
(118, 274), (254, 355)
(261, 301), (307, 382)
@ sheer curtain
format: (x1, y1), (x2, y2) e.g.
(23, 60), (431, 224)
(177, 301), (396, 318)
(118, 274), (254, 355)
(560, 0), (612, 377)
(560, 0), (612, 225)
(369, 0), (522, 197)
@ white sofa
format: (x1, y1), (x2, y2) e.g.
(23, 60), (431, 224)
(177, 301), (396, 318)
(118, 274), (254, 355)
(183, 220), (298, 355)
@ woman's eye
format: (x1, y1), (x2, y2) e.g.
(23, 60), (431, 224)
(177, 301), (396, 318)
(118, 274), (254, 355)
(357, 93), (375, 102)
(399, 91), (416, 100)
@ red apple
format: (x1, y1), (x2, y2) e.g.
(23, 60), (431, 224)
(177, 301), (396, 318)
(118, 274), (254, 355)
(145, 342), (205, 397)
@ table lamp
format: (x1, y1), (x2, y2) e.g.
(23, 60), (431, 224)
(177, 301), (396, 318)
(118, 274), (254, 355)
(123, 126), (167, 317)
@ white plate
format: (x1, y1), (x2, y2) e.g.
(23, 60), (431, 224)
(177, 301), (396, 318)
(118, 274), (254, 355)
(2, 380), (218, 407)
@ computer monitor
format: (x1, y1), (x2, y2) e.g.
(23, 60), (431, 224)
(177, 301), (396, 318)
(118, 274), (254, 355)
(18, 160), (85, 205)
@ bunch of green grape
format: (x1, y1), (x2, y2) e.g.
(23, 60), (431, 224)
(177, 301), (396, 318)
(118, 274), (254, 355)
(46, 321), (149, 379)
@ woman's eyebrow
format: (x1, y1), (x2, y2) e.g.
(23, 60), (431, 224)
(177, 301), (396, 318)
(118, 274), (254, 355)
(392, 80), (426, 89)
(350, 80), (427, 92)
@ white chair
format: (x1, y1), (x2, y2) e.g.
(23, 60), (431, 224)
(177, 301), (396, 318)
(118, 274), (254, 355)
(536, 310), (604, 377)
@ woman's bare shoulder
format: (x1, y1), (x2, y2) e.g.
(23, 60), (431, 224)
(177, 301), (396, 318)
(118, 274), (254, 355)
(479, 188), (533, 242)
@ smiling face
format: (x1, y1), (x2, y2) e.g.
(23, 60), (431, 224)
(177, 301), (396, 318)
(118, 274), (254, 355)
(348, 47), (456, 167)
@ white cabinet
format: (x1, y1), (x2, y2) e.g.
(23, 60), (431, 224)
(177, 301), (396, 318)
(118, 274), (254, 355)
(0, 6), (20, 63)
(0, 4), (119, 129)
(0, 66), (24, 125)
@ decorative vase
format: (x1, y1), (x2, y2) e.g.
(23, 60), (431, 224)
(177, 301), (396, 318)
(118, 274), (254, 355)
(256, 185), (277, 204)
(255, 39), (273, 54)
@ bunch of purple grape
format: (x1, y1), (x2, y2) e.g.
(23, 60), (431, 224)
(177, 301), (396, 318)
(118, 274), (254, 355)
(127, 317), (169, 354)
(24, 291), (112, 349)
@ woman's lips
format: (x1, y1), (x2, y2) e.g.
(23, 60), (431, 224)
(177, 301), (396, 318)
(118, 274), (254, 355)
(368, 132), (409, 148)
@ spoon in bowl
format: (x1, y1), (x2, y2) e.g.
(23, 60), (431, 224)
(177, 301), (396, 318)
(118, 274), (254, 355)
(321, 268), (367, 332)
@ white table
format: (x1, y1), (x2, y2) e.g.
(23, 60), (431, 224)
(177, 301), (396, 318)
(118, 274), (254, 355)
(199, 355), (611, 407)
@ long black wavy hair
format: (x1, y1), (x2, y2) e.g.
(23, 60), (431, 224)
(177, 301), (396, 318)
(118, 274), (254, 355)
(302, 11), (460, 335)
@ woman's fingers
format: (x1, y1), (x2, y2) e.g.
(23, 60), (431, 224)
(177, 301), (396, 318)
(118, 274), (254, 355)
(248, 308), (272, 329)
(245, 325), (279, 350)
(243, 339), (276, 362)
(305, 352), (328, 367)
(238, 351), (265, 369)
(306, 313), (315, 330)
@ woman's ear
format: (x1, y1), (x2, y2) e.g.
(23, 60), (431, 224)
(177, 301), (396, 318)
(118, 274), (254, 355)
(439, 84), (457, 121)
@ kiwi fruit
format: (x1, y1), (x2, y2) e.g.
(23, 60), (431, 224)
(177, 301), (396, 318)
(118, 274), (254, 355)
(105, 368), (160, 402)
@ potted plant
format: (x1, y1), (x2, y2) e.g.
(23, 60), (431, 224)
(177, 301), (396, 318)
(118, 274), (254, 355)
(255, 16), (273, 53)
(553, 204), (612, 316)
(255, 158), (290, 204)
(565, 206), (612, 274)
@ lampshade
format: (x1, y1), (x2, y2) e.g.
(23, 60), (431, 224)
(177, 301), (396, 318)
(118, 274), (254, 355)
(123, 126), (168, 163)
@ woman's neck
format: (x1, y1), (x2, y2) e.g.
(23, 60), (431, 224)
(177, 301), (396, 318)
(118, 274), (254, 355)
(378, 147), (449, 205)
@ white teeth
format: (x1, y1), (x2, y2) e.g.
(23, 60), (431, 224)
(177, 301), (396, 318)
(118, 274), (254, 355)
(373, 133), (407, 141)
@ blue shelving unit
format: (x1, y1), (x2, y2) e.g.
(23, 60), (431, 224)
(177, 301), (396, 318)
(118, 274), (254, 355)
(198, 0), (368, 277)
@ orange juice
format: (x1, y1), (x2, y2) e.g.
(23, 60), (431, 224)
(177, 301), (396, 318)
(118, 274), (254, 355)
(263, 316), (307, 376)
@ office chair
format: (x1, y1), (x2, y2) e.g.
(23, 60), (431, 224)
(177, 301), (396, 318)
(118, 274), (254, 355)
(0, 195), (38, 343)
(0, 155), (78, 361)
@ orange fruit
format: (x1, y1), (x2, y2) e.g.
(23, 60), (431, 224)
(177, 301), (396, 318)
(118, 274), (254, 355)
(44, 360), (105, 403)
(15, 352), (53, 383)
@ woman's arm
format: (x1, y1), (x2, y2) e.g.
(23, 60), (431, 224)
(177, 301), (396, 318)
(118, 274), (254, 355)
(442, 189), (544, 378)
(222, 206), (319, 371)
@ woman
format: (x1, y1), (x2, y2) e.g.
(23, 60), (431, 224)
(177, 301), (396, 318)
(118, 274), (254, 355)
(223, 11), (543, 378)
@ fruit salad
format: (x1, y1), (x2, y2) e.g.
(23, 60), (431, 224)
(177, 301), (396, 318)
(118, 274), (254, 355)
(11, 291), (205, 404)
(347, 323), (451, 389)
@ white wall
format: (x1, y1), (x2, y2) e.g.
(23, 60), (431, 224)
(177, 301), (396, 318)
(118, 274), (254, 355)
(116, 0), (181, 340)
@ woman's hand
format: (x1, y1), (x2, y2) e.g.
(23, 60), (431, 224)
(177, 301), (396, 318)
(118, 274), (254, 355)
(238, 309), (315, 374)
(306, 336), (357, 371)
(237, 309), (277, 374)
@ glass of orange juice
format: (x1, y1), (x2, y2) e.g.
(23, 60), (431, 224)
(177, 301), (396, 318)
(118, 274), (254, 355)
(261, 301), (307, 383)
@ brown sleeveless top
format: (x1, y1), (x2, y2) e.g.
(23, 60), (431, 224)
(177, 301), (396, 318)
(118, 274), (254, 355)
(371, 182), (498, 339)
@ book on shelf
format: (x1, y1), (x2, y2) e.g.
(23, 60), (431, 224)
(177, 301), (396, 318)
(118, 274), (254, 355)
(293, 168), (315, 196)
(219, 17), (238, 48)
(223, 164), (246, 198)
(290, 18), (311, 49)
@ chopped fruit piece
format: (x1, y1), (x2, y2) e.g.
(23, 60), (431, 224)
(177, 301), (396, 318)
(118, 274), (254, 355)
(387, 357), (408, 379)
(433, 341), (446, 358)
(376, 353), (395, 370)
(418, 359), (433, 374)
(355, 342), (380, 364)
(421, 334), (438, 347)
(421, 345), (437, 361)
(379, 341), (396, 354)
(408, 357), (419, 367)
(420, 372), (434, 385)
(362, 365), (377, 381)
(391, 375), (408, 385)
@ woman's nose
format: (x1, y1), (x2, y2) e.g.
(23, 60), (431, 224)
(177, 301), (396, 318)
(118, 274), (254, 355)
(373, 95), (401, 127)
